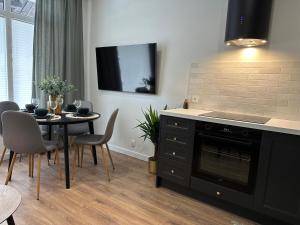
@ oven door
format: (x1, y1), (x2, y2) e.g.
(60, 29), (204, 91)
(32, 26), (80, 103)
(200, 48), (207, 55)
(193, 133), (258, 193)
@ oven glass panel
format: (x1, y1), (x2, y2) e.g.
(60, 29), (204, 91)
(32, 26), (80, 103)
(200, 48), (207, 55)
(196, 139), (251, 185)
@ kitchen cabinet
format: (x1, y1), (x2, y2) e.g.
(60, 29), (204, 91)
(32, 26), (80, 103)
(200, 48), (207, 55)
(255, 132), (300, 225)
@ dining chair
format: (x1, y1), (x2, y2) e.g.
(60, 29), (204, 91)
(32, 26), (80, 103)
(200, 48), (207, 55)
(72, 109), (119, 181)
(0, 101), (19, 167)
(1, 111), (62, 200)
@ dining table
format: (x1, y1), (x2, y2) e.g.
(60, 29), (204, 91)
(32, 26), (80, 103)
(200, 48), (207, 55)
(0, 184), (21, 225)
(8, 112), (101, 189)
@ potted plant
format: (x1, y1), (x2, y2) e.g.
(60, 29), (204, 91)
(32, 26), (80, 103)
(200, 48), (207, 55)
(38, 75), (76, 114)
(136, 105), (167, 174)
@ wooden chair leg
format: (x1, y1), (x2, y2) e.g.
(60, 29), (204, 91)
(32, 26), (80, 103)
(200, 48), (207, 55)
(0, 147), (7, 166)
(80, 144), (84, 168)
(100, 145), (110, 182)
(5, 152), (17, 185)
(37, 154), (42, 200)
(31, 154), (34, 177)
(55, 149), (62, 180)
(72, 145), (78, 180)
(105, 143), (115, 170)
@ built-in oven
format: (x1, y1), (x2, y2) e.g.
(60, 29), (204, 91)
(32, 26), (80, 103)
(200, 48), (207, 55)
(192, 121), (262, 193)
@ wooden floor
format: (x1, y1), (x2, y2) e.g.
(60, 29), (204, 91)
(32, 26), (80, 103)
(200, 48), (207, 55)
(0, 150), (259, 225)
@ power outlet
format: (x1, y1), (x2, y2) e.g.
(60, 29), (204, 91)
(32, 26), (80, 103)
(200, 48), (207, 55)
(191, 95), (199, 103)
(131, 139), (136, 148)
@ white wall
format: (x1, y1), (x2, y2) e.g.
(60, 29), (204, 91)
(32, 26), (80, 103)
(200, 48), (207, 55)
(83, 0), (300, 160)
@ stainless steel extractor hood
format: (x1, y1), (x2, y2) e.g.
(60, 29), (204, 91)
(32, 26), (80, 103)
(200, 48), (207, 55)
(225, 0), (273, 47)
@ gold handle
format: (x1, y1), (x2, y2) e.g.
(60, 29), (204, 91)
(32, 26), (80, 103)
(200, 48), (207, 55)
(171, 169), (174, 174)
(173, 137), (177, 141)
(172, 152), (176, 156)
(174, 122), (178, 126)
(216, 191), (221, 196)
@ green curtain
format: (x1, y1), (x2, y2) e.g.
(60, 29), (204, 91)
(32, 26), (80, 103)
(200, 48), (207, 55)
(32, 0), (84, 107)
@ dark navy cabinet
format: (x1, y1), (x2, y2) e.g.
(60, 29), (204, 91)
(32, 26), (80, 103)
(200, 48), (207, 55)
(255, 132), (300, 225)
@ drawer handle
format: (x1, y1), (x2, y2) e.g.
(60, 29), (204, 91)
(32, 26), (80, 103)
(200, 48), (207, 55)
(174, 122), (178, 126)
(173, 137), (177, 141)
(172, 152), (176, 156)
(171, 169), (174, 174)
(216, 191), (221, 196)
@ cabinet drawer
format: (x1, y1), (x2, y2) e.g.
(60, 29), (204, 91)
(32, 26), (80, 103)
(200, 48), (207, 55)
(159, 140), (190, 163)
(191, 177), (253, 208)
(161, 116), (194, 134)
(158, 159), (189, 186)
(161, 131), (190, 147)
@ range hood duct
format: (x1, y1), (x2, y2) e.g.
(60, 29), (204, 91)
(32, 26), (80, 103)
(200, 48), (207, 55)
(225, 0), (273, 47)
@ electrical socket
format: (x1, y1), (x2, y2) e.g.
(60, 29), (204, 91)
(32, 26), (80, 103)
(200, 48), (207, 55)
(191, 95), (199, 103)
(131, 139), (136, 148)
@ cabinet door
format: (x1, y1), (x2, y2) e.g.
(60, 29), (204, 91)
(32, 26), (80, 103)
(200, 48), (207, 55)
(255, 132), (300, 225)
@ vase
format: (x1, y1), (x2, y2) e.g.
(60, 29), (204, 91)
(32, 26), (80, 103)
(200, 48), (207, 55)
(48, 95), (63, 115)
(148, 143), (158, 174)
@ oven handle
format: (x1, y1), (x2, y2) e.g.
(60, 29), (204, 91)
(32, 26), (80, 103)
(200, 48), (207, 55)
(197, 133), (254, 146)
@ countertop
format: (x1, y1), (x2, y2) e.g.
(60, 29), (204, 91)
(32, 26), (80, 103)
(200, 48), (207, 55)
(160, 108), (300, 136)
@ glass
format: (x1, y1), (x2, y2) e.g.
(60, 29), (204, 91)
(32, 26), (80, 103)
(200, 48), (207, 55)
(31, 98), (39, 108)
(49, 100), (57, 114)
(73, 100), (81, 109)
(0, 17), (8, 101)
(12, 19), (34, 108)
(0, 0), (4, 10)
(11, 0), (36, 18)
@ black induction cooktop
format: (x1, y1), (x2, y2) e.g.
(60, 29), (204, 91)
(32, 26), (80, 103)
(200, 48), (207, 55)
(200, 111), (270, 124)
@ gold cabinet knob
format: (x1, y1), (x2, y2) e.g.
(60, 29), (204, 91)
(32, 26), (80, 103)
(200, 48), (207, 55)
(174, 122), (178, 126)
(216, 191), (221, 196)
(172, 152), (176, 156)
(171, 169), (174, 174)
(173, 137), (177, 141)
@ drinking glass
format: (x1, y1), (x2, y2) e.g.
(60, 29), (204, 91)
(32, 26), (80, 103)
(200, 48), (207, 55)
(31, 98), (39, 109)
(49, 100), (57, 114)
(73, 100), (81, 110)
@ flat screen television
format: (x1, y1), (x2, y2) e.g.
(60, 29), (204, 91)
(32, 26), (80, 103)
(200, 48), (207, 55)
(96, 43), (157, 94)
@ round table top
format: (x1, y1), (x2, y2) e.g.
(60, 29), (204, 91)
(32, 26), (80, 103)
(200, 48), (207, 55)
(35, 112), (101, 125)
(0, 185), (21, 223)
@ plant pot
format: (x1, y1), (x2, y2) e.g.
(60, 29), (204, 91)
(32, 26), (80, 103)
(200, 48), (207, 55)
(148, 156), (157, 174)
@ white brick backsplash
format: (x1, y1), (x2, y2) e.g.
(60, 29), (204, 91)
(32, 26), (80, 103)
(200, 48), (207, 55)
(188, 60), (300, 121)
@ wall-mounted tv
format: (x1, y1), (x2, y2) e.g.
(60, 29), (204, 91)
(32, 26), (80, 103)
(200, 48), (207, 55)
(96, 43), (157, 94)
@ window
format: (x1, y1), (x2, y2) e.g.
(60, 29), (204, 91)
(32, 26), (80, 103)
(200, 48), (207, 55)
(0, 0), (35, 108)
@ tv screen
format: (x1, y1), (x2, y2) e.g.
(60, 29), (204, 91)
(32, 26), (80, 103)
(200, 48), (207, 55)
(96, 43), (157, 94)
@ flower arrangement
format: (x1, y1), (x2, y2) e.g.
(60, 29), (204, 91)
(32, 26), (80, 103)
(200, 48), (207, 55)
(38, 75), (76, 97)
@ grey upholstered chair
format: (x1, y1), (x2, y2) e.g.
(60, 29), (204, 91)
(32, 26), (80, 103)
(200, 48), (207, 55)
(1, 111), (62, 200)
(57, 100), (93, 137)
(72, 109), (119, 181)
(0, 101), (19, 167)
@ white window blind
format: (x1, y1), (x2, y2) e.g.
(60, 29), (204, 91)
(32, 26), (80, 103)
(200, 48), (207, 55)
(0, 0), (35, 107)
(12, 19), (33, 108)
(0, 17), (8, 101)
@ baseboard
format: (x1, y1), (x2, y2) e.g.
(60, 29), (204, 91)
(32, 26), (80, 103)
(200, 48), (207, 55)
(108, 144), (149, 161)
(1, 144), (150, 162)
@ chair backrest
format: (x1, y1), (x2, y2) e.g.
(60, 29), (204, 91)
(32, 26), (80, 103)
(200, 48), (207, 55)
(81, 100), (93, 112)
(1, 111), (45, 154)
(0, 101), (19, 136)
(103, 109), (119, 143)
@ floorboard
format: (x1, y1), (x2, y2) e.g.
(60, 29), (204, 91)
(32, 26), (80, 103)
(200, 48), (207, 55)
(0, 149), (259, 225)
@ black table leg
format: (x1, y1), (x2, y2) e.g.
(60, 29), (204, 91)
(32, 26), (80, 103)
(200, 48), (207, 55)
(8, 150), (14, 181)
(7, 215), (15, 225)
(47, 125), (52, 160)
(63, 124), (70, 189)
(88, 121), (97, 165)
